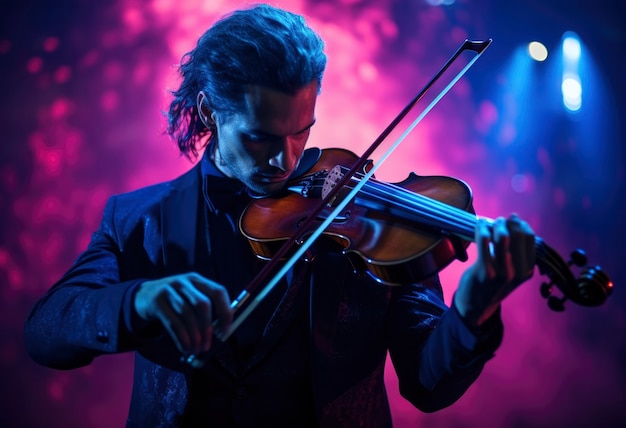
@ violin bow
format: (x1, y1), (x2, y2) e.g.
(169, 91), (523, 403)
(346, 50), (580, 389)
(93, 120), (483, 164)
(184, 39), (492, 367)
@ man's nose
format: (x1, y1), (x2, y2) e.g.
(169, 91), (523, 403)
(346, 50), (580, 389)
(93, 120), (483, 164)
(268, 139), (297, 172)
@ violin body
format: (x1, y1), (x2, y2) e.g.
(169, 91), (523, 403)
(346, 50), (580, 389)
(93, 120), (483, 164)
(240, 148), (474, 285)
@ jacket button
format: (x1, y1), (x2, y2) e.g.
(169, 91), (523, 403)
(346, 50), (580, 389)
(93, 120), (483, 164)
(96, 330), (109, 343)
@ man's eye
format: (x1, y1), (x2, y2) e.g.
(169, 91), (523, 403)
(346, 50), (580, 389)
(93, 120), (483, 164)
(294, 129), (310, 140)
(247, 134), (269, 143)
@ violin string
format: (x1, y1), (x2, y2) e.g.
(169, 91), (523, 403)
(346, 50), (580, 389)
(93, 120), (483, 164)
(351, 178), (478, 238)
(538, 240), (562, 281)
(307, 175), (478, 238)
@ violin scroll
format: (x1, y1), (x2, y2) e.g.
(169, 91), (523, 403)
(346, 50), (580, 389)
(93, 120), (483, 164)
(536, 240), (613, 311)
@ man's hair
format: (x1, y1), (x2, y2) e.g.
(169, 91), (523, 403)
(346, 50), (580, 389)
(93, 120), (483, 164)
(167, 4), (327, 159)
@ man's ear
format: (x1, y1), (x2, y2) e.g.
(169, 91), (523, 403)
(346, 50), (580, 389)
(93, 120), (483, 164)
(196, 91), (214, 128)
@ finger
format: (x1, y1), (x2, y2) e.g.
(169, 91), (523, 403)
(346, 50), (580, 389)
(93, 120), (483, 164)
(154, 293), (192, 354)
(474, 218), (494, 282)
(507, 214), (536, 282)
(493, 217), (514, 283)
(164, 282), (203, 354)
(189, 273), (234, 331)
(177, 279), (215, 353)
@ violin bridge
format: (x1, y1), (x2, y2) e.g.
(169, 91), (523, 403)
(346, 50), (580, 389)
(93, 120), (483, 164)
(322, 165), (346, 206)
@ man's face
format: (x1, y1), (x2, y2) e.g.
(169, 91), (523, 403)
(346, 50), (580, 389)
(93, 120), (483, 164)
(212, 80), (318, 195)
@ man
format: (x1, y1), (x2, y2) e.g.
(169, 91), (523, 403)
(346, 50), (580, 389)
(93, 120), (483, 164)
(25, 4), (535, 427)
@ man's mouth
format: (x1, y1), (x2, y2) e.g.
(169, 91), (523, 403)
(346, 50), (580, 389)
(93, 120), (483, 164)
(256, 173), (291, 183)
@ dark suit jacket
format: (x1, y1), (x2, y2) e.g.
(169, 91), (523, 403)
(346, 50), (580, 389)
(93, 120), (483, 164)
(25, 162), (502, 427)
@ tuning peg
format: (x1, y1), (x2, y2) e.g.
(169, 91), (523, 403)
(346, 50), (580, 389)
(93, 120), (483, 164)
(547, 295), (567, 311)
(540, 281), (553, 298)
(542, 280), (567, 311)
(568, 249), (587, 267)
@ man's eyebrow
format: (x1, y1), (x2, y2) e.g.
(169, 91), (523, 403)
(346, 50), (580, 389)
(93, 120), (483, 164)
(251, 119), (316, 138)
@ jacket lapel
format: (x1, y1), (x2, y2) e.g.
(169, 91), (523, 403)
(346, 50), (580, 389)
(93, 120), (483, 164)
(160, 164), (201, 273)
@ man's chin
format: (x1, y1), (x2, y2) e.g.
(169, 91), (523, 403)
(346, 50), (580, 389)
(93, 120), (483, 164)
(247, 180), (287, 197)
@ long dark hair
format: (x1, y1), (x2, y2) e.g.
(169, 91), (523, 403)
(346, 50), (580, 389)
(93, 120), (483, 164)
(167, 4), (327, 159)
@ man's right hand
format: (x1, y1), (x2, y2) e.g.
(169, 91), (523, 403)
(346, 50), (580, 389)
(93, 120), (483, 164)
(134, 273), (233, 355)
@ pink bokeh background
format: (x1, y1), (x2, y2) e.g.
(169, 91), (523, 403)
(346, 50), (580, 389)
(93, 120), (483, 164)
(1, 0), (624, 426)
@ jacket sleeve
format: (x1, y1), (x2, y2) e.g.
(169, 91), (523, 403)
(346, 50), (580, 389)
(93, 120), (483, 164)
(386, 275), (503, 412)
(24, 195), (155, 370)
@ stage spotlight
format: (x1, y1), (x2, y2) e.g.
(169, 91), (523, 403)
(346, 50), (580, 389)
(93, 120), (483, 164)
(562, 75), (582, 111)
(562, 33), (581, 62)
(528, 41), (548, 61)
(425, 0), (456, 5)
(561, 32), (582, 113)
